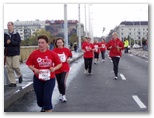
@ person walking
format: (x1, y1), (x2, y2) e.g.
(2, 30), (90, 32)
(99, 38), (107, 62)
(93, 39), (100, 64)
(53, 37), (72, 102)
(26, 35), (62, 112)
(82, 37), (94, 74)
(107, 32), (124, 80)
(73, 41), (78, 52)
(4, 21), (23, 87)
(124, 39), (129, 53)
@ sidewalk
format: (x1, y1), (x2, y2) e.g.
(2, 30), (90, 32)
(4, 51), (83, 110)
(129, 48), (148, 59)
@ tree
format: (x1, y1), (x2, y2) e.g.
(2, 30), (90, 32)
(69, 33), (78, 44)
(20, 29), (54, 46)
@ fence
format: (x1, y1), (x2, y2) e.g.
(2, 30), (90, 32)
(20, 46), (38, 62)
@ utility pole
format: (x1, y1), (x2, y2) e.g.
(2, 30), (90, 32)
(78, 4), (81, 51)
(88, 4), (93, 42)
(64, 4), (68, 48)
(84, 4), (87, 37)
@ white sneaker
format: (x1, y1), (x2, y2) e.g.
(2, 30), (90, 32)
(59, 94), (62, 101)
(84, 70), (88, 74)
(62, 95), (67, 102)
(114, 76), (118, 80)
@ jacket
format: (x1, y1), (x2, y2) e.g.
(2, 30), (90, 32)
(107, 38), (124, 57)
(4, 31), (21, 56)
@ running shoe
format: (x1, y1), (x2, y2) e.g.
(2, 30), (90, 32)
(114, 76), (118, 80)
(84, 70), (88, 74)
(59, 94), (62, 101)
(62, 95), (67, 102)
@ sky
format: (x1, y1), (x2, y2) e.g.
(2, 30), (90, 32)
(3, 3), (148, 37)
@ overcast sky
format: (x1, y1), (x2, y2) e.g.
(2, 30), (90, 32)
(4, 3), (148, 37)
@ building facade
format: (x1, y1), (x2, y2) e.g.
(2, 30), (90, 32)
(14, 19), (46, 40)
(12, 19), (84, 40)
(45, 20), (84, 38)
(106, 21), (148, 46)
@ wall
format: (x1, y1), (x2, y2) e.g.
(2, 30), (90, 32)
(20, 46), (38, 62)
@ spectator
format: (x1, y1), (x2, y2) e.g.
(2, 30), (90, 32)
(73, 41), (77, 52)
(4, 21), (23, 87)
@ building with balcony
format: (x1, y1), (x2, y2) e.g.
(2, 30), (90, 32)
(45, 20), (84, 38)
(13, 19), (46, 40)
(106, 21), (148, 46)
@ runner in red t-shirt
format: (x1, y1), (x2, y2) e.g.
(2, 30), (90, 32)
(99, 38), (107, 62)
(82, 37), (94, 74)
(106, 32), (124, 80)
(93, 39), (100, 64)
(53, 37), (72, 102)
(26, 35), (62, 112)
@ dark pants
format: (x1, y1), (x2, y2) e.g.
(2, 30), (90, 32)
(56, 72), (67, 95)
(94, 52), (99, 59)
(124, 47), (128, 53)
(84, 58), (93, 73)
(101, 51), (105, 60)
(33, 75), (55, 110)
(111, 57), (120, 77)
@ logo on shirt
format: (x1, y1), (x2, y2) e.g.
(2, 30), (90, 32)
(85, 46), (91, 51)
(58, 52), (66, 62)
(37, 56), (51, 67)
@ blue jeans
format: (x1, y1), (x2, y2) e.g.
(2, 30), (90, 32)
(33, 75), (55, 110)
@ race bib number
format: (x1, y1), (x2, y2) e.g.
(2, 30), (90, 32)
(39, 69), (50, 81)
(94, 45), (98, 52)
(102, 44), (105, 48)
(58, 53), (66, 62)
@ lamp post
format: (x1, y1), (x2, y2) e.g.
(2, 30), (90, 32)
(64, 4), (68, 48)
(130, 21), (135, 48)
(84, 4), (87, 37)
(139, 21), (142, 47)
(78, 4), (81, 51)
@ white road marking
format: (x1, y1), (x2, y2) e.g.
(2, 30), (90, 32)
(132, 95), (147, 108)
(129, 54), (134, 56)
(119, 73), (126, 80)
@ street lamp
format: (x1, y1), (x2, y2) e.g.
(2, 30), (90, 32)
(130, 21), (135, 48)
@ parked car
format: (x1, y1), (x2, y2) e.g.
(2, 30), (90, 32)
(132, 44), (141, 49)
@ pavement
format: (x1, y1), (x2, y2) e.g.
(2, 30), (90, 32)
(4, 48), (148, 111)
(4, 51), (83, 111)
(129, 48), (148, 59)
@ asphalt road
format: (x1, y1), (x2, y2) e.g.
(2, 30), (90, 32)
(5, 52), (148, 112)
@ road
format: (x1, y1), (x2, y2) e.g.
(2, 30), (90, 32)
(5, 52), (148, 112)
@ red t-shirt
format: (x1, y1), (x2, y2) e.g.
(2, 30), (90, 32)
(82, 43), (94, 58)
(93, 43), (100, 53)
(53, 47), (72, 73)
(26, 49), (61, 79)
(106, 38), (124, 57)
(99, 42), (107, 52)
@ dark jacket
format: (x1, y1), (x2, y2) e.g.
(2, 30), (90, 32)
(4, 31), (21, 56)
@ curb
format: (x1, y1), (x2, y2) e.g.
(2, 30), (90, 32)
(129, 51), (148, 59)
(4, 82), (33, 111)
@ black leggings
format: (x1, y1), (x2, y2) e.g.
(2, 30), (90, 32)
(84, 58), (93, 73)
(56, 72), (67, 95)
(101, 51), (105, 60)
(111, 57), (120, 76)
(94, 52), (99, 59)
